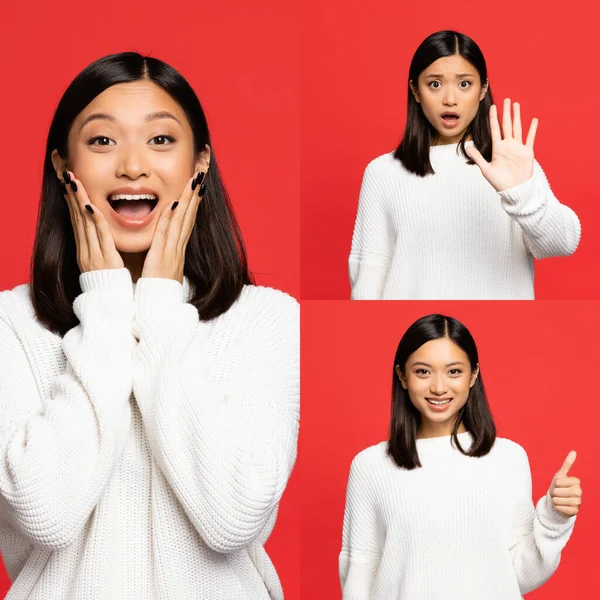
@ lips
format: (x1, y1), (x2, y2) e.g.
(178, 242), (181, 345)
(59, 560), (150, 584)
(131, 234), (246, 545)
(426, 398), (453, 406)
(441, 112), (459, 121)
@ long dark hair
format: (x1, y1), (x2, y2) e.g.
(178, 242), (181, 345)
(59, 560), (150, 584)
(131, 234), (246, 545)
(394, 30), (494, 176)
(31, 52), (253, 336)
(387, 314), (496, 469)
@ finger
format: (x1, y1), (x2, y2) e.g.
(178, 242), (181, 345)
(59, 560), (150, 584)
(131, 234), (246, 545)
(69, 175), (103, 259)
(502, 98), (512, 140)
(554, 506), (579, 517)
(63, 172), (91, 267)
(489, 104), (502, 146)
(181, 171), (206, 246)
(91, 203), (120, 262)
(552, 485), (582, 498)
(465, 146), (489, 173)
(513, 102), (523, 144)
(555, 476), (581, 488)
(526, 118), (539, 150)
(556, 450), (577, 478)
(552, 496), (582, 507)
(166, 173), (197, 253)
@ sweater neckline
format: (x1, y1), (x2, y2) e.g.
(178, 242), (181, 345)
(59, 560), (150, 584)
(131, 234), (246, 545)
(429, 139), (475, 153)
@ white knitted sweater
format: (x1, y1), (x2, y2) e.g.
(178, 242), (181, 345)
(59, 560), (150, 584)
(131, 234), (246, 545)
(0, 268), (299, 600)
(349, 144), (581, 299)
(339, 433), (576, 599)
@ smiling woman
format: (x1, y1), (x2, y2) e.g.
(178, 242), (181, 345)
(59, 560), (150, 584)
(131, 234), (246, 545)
(339, 314), (582, 599)
(0, 52), (299, 600)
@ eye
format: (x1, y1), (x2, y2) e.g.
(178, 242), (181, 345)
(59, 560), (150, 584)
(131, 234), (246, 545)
(415, 368), (430, 375)
(88, 136), (115, 146)
(459, 81), (472, 89)
(449, 369), (463, 375)
(428, 81), (441, 89)
(149, 135), (176, 145)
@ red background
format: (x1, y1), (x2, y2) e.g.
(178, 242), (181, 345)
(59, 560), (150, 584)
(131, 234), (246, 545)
(0, 1), (299, 598)
(301, 0), (600, 300)
(300, 300), (598, 598)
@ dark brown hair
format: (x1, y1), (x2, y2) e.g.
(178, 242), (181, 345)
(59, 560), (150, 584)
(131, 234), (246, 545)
(394, 30), (494, 176)
(31, 52), (252, 336)
(388, 314), (496, 470)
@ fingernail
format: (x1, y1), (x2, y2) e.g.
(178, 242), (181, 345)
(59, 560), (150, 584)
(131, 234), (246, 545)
(70, 180), (78, 192)
(85, 204), (94, 214)
(63, 171), (71, 184)
(171, 201), (179, 210)
(195, 171), (205, 187)
(191, 172), (200, 191)
(199, 183), (206, 196)
(61, 182), (68, 195)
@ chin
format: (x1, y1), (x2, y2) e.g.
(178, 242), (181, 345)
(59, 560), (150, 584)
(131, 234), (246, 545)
(114, 237), (152, 254)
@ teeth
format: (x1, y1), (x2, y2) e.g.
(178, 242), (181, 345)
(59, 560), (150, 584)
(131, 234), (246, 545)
(108, 194), (157, 201)
(427, 399), (452, 406)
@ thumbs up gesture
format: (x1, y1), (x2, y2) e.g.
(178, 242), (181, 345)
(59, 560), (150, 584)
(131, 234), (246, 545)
(549, 451), (582, 518)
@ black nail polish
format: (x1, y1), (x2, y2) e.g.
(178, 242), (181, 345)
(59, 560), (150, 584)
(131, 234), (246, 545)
(171, 201), (179, 210)
(196, 171), (205, 187)
(61, 182), (68, 195)
(63, 171), (71, 184)
(70, 180), (78, 192)
(85, 205), (94, 214)
(191, 176), (198, 191)
(199, 183), (206, 196)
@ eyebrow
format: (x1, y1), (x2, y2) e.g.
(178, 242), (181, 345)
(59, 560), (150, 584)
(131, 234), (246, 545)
(423, 73), (475, 79)
(78, 111), (182, 133)
(411, 361), (466, 368)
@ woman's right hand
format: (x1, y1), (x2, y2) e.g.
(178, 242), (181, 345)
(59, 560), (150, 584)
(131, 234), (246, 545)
(62, 170), (124, 273)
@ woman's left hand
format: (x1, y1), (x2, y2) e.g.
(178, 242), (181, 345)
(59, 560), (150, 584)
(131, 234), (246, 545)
(466, 98), (538, 193)
(549, 450), (582, 518)
(141, 171), (207, 283)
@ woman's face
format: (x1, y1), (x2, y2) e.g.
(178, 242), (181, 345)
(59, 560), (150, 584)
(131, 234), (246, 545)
(410, 54), (488, 145)
(396, 337), (479, 436)
(52, 80), (209, 254)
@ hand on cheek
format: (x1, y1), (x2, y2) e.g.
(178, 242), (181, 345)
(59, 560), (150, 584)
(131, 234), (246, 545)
(140, 171), (208, 283)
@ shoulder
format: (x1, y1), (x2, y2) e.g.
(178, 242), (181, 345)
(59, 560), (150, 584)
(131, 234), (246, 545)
(493, 436), (530, 466)
(0, 283), (35, 324)
(363, 152), (403, 178)
(209, 284), (298, 344)
(350, 441), (389, 473)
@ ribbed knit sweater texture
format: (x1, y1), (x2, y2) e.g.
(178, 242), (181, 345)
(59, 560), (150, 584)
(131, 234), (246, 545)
(349, 144), (581, 299)
(339, 433), (576, 599)
(0, 268), (299, 600)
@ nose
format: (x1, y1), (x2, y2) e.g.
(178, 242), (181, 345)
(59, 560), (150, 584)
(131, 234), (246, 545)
(115, 143), (150, 180)
(442, 89), (457, 107)
(430, 374), (448, 396)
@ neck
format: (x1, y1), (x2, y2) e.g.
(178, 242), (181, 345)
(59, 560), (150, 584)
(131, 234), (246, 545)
(430, 132), (473, 146)
(417, 418), (467, 439)
(120, 251), (147, 283)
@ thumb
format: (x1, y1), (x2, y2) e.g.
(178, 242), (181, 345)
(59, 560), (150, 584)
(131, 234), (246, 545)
(465, 146), (488, 172)
(555, 450), (577, 479)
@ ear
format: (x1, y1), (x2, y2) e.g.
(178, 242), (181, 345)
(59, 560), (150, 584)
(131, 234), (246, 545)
(409, 80), (421, 104)
(395, 365), (408, 389)
(479, 79), (489, 102)
(193, 144), (211, 174)
(51, 149), (68, 180)
(470, 365), (480, 388)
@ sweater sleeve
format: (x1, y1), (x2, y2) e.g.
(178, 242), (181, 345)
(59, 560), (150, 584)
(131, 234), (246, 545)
(0, 268), (135, 550)
(498, 160), (581, 259)
(509, 446), (576, 593)
(349, 159), (396, 299)
(131, 279), (299, 554)
(339, 453), (382, 599)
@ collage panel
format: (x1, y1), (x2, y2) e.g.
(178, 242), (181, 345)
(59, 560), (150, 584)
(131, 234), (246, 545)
(300, 300), (597, 599)
(301, 1), (598, 301)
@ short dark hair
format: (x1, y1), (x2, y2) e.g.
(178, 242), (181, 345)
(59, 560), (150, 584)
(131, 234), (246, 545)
(393, 30), (494, 176)
(387, 314), (496, 469)
(31, 52), (253, 336)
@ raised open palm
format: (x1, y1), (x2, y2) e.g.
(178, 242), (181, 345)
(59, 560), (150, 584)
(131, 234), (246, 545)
(466, 98), (538, 192)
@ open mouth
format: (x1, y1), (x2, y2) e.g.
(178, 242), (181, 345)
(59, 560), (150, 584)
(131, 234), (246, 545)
(426, 398), (453, 406)
(441, 112), (459, 124)
(107, 194), (159, 220)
